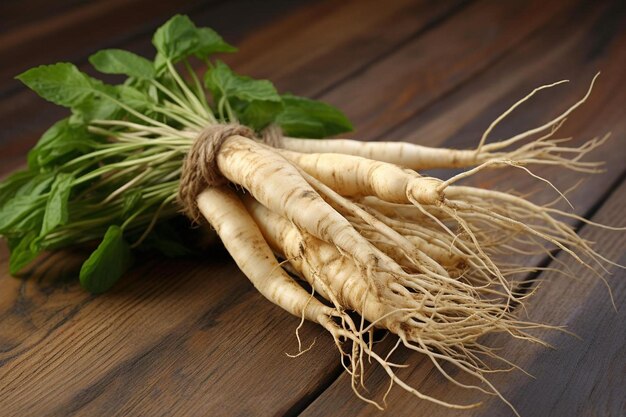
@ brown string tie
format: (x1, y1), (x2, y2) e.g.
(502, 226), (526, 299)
(178, 124), (282, 221)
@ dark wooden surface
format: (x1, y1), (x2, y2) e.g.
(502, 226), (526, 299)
(0, 1), (624, 416)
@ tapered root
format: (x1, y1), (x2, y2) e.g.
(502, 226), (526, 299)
(245, 195), (550, 415)
(278, 74), (604, 174)
(473, 73), (605, 173)
(281, 143), (618, 306)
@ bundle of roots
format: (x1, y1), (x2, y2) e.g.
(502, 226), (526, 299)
(175, 76), (620, 414)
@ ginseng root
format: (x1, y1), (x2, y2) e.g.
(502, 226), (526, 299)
(276, 75), (604, 173)
(245, 196), (551, 414)
(279, 148), (617, 295)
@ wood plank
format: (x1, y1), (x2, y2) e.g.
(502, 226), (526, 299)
(309, 0), (625, 271)
(0, 0), (89, 33)
(0, 247), (340, 416)
(224, 0), (468, 96)
(434, 184), (626, 415)
(0, 0), (213, 96)
(388, 0), (625, 153)
(321, 0), (578, 141)
(0, 1), (473, 415)
(300, 0), (626, 414)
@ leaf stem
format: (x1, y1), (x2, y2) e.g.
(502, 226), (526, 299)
(166, 60), (211, 121)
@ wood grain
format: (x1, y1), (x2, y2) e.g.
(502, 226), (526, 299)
(0, 0), (89, 34)
(0, 0), (624, 416)
(224, 0), (468, 97)
(375, 0), (626, 216)
(320, 0), (576, 141)
(0, 248), (340, 417)
(0, 0), (208, 95)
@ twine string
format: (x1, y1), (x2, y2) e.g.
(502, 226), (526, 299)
(178, 124), (282, 221)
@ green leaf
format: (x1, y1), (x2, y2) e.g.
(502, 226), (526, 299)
(239, 99), (284, 131)
(70, 83), (120, 123)
(89, 49), (155, 79)
(194, 28), (236, 58)
(148, 83), (159, 102)
(79, 225), (133, 294)
(117, 85), (155, 112)
(0, 195), (44, 235)
(28, 119), (100, 170)
(0, 170), (36, 207)
(15, 172), (56, 198)
(152, 15), (199, 64)
(8, 232), (42, 275)
(205, 61), (280, 103)
(152, 15), (235, 69)
(1, 172), (54, 234)
(17, 63), (120, 122)
(205, 61), (282, 127)
(276, 95), (353, 138)
(153, 52), (168, 73)
(41, 173), (74, 236)
(17, 63), (98, 108)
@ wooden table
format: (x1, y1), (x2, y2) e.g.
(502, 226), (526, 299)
(1, 1), (624, 416)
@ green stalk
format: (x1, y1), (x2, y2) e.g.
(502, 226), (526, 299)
(151, 79), (194, 113)
(184, 59), (211, 114)
(166, 60), (211, 120)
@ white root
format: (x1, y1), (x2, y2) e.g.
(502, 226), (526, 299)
(245, 196), (550, 415)
(280, 147), (614, 296)
(216, 135), (401, 273)
(197, 186), (331, 322)
(276, 74), (603, 173)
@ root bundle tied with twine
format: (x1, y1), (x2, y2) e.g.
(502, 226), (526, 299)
(6, 15), (623, 416)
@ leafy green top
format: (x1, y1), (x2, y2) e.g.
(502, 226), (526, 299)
(0, 14), (352, 293)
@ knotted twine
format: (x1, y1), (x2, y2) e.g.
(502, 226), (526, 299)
(178, 123), (283, 222)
